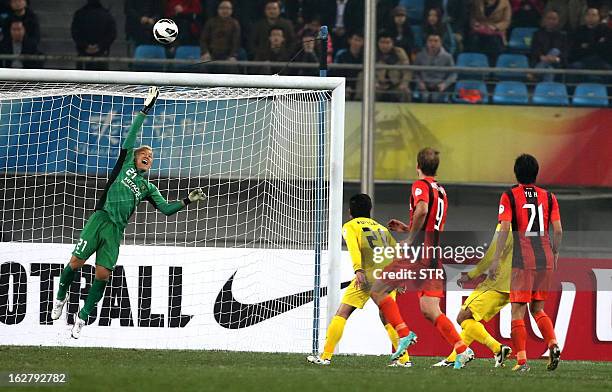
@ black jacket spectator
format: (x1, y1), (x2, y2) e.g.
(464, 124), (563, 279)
(530, 20), (568, 66)
(249, 0), (296, 57)
(254, 25), (292, 74)
(385, 6), (416, 56)
(425, 0), (469, 38)
(291, 31), (319, 76)
(71, 0), (117, 71)
(125, 0), (163, 45)
(334, 32), (364, 99)
(0, 19), (41, 68)
(569, 23), (609, 63)
(3, 0), (40, 45)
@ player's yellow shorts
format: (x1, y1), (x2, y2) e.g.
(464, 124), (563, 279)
(341, 278), (396, 309)
(461, 288), (510, 322)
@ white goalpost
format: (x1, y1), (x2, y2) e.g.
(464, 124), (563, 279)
(0, 69), (345, 353)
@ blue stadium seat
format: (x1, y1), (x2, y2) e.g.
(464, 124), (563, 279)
(456, 52), (489, 79)
(453, 80), (489, 104)
(411, 25), (424, 48)
(495, 54), (529, 80)
(572, 83), (609, 107)
(133, 45), (166, 71)
(508, 27), (538, 51)
(532, 82), (569, 106)
(492, 81), (529, 105)
(400, 0), (425, 23)
(173, 45), (201, 70)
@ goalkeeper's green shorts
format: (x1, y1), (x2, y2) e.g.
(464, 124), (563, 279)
(72, 210), (123, 271)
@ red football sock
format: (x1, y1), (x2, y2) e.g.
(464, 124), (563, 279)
(511, 319), (528, 365)
(534, 310), (558, 348)
(434, 314), (467, 354)
(379, 296), (410, 338)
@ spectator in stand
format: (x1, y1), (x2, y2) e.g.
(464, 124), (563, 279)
(334, 31), (364, 100)
(165, 0), (202, 45)
(544, 0), (587, 31)
(249, 0), (296, 58)
(254, 25), (292, 74)
(510, 0), (545, 28)
(71, 0), (116, 71)
(320, 0), (356, 55)
(423, 7), (456, 54)
(200, 0), (240, 62)
(297, 14), (333, 64)
(413, 33), (456, 103)
(425, 0), (469, 52)
(468, 0), (512, 65)
(3, 0), (39, 45)
(385, 6), (416, 59)
(291, 29), (319, 76)
(0, 19), (42, 68)
(125, 0), (163, 46)
(343, 0), (366, 38)
(375, 29), (411, 102)
(286, 0), (323, 33)
(569, 8), (611, 71)
(530, 10), (567, 81)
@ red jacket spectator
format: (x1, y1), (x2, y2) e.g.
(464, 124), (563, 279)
(165, 0), (201, 16)
(510, 0), (544, 27)
(165, 0), (202, 45)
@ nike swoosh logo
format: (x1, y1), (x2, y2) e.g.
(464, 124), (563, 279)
(214, 271), (351, 329)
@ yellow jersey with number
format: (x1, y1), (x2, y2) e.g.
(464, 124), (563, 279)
(342, 217), (397, 275)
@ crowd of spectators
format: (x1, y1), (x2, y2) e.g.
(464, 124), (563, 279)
(121, 0), (612, 101)
(0, 0), (610, 101)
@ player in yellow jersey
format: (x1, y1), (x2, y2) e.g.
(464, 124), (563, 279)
(433, 225), (513, 368)
(307, 193), (413, 367)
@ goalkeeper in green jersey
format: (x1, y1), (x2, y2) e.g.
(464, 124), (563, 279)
(50, 87), (206, 338)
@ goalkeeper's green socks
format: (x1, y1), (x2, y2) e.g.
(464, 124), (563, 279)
(56, 264), (76, 301)
(78, 279), (108, 321)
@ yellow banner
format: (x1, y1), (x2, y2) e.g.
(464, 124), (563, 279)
(344, 102), (608, 185)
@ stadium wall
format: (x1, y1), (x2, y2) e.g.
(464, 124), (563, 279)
(1, 243), (611, 361)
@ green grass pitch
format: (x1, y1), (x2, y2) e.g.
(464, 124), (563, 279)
(1, 346), (611, 392)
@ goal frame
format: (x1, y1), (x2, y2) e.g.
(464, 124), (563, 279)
(0, 68), (345, 353)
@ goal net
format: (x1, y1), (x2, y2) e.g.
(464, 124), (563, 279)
(0, 70), (345, 353)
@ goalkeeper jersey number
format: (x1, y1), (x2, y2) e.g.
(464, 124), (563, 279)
(94, 112), (183, 230)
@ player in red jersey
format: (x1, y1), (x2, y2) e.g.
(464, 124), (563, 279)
(488, 154), (563, 372)
(369, 148), (473, 369)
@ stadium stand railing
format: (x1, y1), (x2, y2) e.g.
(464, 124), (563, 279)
(0, 53), (609, 107)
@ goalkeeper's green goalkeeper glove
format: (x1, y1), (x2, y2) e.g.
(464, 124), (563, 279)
(183, 188), (207, 206)
(142, 86), (159, 114)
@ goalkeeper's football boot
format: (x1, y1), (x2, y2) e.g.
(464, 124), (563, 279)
(453, 347), (475, 369)
(71, 315), (86, 339)
(390, 331), (418, 361)
(547, 344), (561, 371)
(50, 297), (68, 320)
(388, 360), (414, 368)
(306, 355), (330, 366)
(432, 359), (454, 368)
(494, 345), (512, 368)
(512, 363), (530, 372)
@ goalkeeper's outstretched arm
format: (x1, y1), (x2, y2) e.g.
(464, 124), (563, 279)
(122, 86), (159, 150)
(146, 185), (207, 215)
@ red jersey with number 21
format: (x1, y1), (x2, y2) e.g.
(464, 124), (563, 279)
(498, 184), (561, 270)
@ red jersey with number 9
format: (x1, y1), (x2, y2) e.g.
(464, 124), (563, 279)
(498, 184), (561, 270)
(410, 177), (448, 241)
